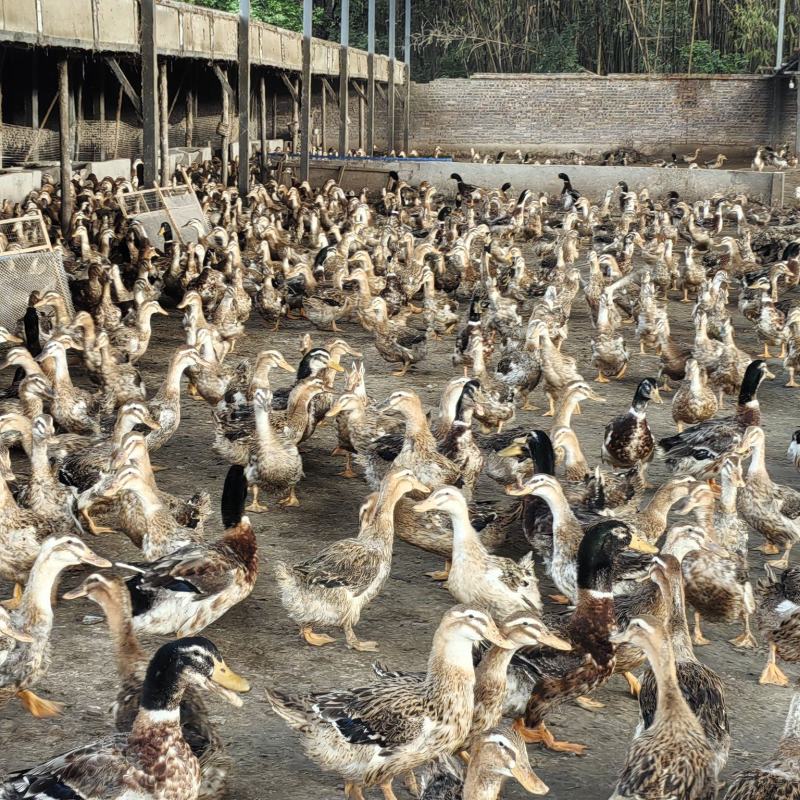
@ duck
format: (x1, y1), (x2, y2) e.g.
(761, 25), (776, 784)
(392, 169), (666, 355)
(755, 564), (800, 687)
(591, 291), (629, 382)
(671, 358), (718, 432)
(107, 299), (168, 363)
(369, 297), (429, 377)
(412, 485), (541, 619)
(0, 637), (250, 800)
(635, 555), (730, 781)
(0, 536), (111, 717)
(244, 388), (305, 511)
(506, 474), (657, 603)
(265, 605), (513, 800)
(601, 378), (662, 468)
(508, 520), (640, 753)
(118, 465), (257, 637)
(608, 616), (716, 800)
(418, 726), (549, 800)
(722, 693), (800, 800)
(275, 469), (430, 650)
(657, 359), (768, 476)
(736, 425), (800, 569)
(62, 574), (233, 800)
(675, 480), (757, 649)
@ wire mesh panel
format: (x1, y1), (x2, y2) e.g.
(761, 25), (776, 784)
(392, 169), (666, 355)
(0, 212), (73, 330)
(117, 184), (209, 251)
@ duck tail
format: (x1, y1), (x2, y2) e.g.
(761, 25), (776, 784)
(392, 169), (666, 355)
(221, 465), (248, 529)
(264, 687), (310, 730)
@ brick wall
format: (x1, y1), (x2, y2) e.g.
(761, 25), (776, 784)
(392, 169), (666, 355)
(409, 74), (796, 156)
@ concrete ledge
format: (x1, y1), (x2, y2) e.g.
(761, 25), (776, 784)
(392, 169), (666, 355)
(0, 170), (42, 203)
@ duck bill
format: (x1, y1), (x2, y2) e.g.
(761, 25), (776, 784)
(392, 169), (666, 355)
(505, 481), (532, 497)
(143, 417), (161, 431)
(405, 478), (431, 496)
(211, 657), (251, 698)
(628, 535), (659, 554)
(586, 391), (606, 403)
(81, 550), (113, 569)
(277, 357), (295, 373)
(0, 618), (33, 643)
(328, 360), (345, 373)
(537, 630), (573, 651)
(650, 387), (663, 404)
(324, 401), (345, 418)
(412, 496), (439, 514)
(608, 629), (631, 646)
(498, 442), (525, 458)
(512, 763), (550, 795)
(483, 621), (516, 650)
(62, 583), (90, 601)
(2, 333), (23, 345)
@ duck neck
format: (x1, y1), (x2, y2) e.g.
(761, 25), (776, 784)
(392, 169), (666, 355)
(159, 355), (191, 399)
(96, 591), (146, 681)
(402, 405), (437, 448)
(719, 475), (739, 515)
(18, 555), (63, 629)
(644, 636), (692, 722)
(449, 500), (480, 550)
(553, 394), (581, 428)
(776, 695), (800, 764)
(746, 438), (769, 480)
(29, 437), (53, 485)
(463, 766), (505, 800)
(425, 630), (477, 704)
(666, 575), (695, 661)
(559, 438), (589, 480)
(254, 402), (277, 445)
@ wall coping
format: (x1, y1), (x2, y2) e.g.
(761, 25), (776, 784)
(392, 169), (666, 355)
(460, 72), (773, 82)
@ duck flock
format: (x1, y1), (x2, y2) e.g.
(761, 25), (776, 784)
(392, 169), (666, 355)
(1, 160), (800, 800)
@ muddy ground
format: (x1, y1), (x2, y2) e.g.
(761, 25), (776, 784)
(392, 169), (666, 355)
(2, 217), (800, 799)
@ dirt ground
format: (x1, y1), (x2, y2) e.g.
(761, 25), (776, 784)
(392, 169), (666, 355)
(2, 217), (800, 799)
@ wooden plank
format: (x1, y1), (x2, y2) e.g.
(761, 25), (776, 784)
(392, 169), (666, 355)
(299, 0), (312, 180)
(212, 63), (236, 101)
(338, 0), (349, 156)
(159, 60), (169, 186)
(141, 0), (159, 185)
(387, 0), (395, 153)
(58, 59), (72, 235)
(320, 79), (327, 153)
(238, 0), (251, 195)
(185, 78), (194, 147)
(366, 0), (375, 155)
(105, 57), (141, 118)
(218, 65), (230, 185)
(795, 77), (800, 157)
(260, 74), (267, 174)
(98, 66), (106, 160)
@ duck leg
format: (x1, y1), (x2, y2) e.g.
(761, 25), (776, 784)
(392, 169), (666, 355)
(681, 288), (690, 303)
(391, 362), (410, 378)
(402, 771), (419, 798)
(548, 594), (571, 605)
(81, 509), (114, 536)
(344, 622), (378, 652)
(575, 695), (605, 710)
(659, 378), (673, 393)
(301, 626), (335, 646)
(426, 561), (451, 581)
(693, 612), (711, 646)
(621, 671), (641, 697)
(786, 367), (800, 388)
(245, 486), (269, 513)
(380, 781), (399, 800)
(758, 541), (781, 555)
(512, 719), (587, 755)
(344, 783), (366, 800)
(594, 371), (610, 383)
(278, 487), (300, 507)
(17, 690), (63, 718)
(338, 453), (358, 479)
(1, 583), (23, 610)
(759, 643), (789, 687)
(761, 343), (772, 359)
(542, 394), (555, 417)
(767, 543), (794, 570)
(730, 613), (757, 649)
(614, 362), (628, 379)
(780, 342), (787, 359)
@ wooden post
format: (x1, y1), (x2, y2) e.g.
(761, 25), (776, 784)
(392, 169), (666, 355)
(387, 0), (396, 153)
(159, 60), (169, 186)
(403, 0), (410, 154)
(260, 75), (267, 172)
(320, 80), (327, 153)
(220, 67), (230, 186)
(113, 84), (123, 158)
(58, 60), (72, 235)
(141, 0), (159, 186)
(300, 0), (312, 181)
(238, 0), (251, 195)
(358, 84), (365, 149)
(272, 92), (277, 139)
(366, 0), (375, 155)
(74, 81), (82, 161)
(339, 0), (350, 156)
(794, 75), (800, 157)
(185, 82), (194, 147)
(98, 67), (106, 160)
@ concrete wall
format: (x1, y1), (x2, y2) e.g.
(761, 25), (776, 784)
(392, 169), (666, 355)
(409, 73), (795, 156)
(306, 159), (783, 205)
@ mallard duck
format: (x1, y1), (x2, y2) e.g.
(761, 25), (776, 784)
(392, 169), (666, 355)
(0, 536), (111, 717)
(265, 606), (512, 800)
(0, 637), (249, 800)
(635, 556), (730, 780)
(437, 380), (485, 498)
(789, 428), (800, 471)
(657, 359), (768, 476)
(736, 425), (800, 569)
(107, 299), (168, 363)
(506, 474), (657, 604)
(530, 321), (584, 417)
(418, 726), (548, 800)
(508, 520), (640, 753)
(413, 486), (541, 619)
(675, 481), (757, 649)
(591, 291), (629, 382)
(244, 388), (304, 511)
(671, 358), (718, 432)
(755, 565), (800, 687)
(602, 378), (662, 468)
(275, 469), (429, 650)
(118, 466), (257, 637)
(722, 693), (800, 800)
(608, 616), (716, 800)
(62, 574), (233, 800)
(370, 297), (429, 377)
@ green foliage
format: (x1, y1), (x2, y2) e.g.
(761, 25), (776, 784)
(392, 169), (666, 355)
(678, 41), (746, 74)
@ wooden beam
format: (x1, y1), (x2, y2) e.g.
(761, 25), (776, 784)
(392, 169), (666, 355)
(260, 74), (267, 174)
(238, 0), (251, 195)
(366, 0), (375, 155)
(320, 79), (327, 153)
(375, 82), (387, 102)
(140, 0), (158, 186)
(218, 66), (230, 185)
(58, 59), (72, 235)
(350, 79), (367, 102)
(795, 77), (800, 157)
(280, 72), (299, 102)
(403, 0), (410, 154)
(338, 0), (350, 156)
(387, 0), (396, 153)
(105, 57), (142, 118)
(185, 77), (194, 147)
(212, 64), (236, 102)
(98, 66), (106, 160)
(272, 91), (277, 139)
(299, 0), (312, 180)
(159, 60), (169, 186)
